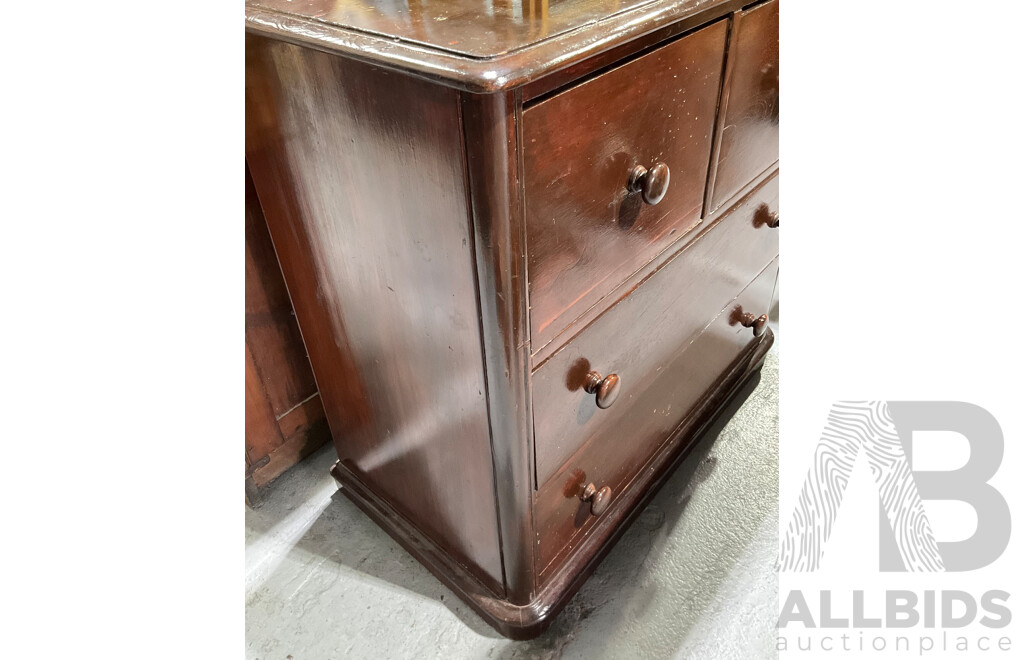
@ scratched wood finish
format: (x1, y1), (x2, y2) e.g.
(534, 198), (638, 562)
(245, 0), (741, 92)
(520, 0), (748, 102)
(707, 0), (779, 212)
(245, 36), (504, 592)
(523, 20), (728, 357)
(532, 171), (779, 487)
(535, 256), (779, 575)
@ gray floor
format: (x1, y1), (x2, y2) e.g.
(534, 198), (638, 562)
(246, 343), (778, 660)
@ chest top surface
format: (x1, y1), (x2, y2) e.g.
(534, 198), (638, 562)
(246, 0), (737, 91)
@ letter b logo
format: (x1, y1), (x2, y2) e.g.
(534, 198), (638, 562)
(882, 402), (1010, 571)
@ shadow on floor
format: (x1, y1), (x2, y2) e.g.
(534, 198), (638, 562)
(246, 356), (777, 655)
(493, 368), (772, 658)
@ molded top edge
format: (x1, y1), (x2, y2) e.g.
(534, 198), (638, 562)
(245, 0), (737, 92)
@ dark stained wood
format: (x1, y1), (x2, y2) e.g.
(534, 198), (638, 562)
(535, 257), (778, 576)
(528, 163), (779, 368)
(249, 0), (716, 60)
(519, 1), (747, 102)
(459, 90), (537, 604)
(735, 310), (770, 337)
(579, 482), (613, 516)
(246, 0), (781, 635)
(523, 21), (728, 356)
(246, 0), (743, 92)
(330, 459), (543, 639)
(532, 171), (779, 486)
(245, 36), (505, 592)
(245, 164), (330, 501)
(628, 162), (672, 206)
(583, 370), (621, 410)
(754, 202), (781, 228)
(331, 321), (773, 638)
(707, 0), (779, 213)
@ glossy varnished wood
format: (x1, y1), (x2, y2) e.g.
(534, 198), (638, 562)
(245, 36), (504, 592)
(532, 171), (779, 486)
(707, 0), (779, 212)
(245, 0), (782, 637)
(331, 321), (774, 639)
(527, 164), (779, 368)
(250, 0), (720, 60)
(534, 257), (778, 576)
(519, 1), (746, 102)
(459, 91), (537, 604)
(246, 0), (742, 92)
(524, 21), (728, 356)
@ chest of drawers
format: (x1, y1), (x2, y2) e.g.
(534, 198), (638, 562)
(245, 0), (778, 639)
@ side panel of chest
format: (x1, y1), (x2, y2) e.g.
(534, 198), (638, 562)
(245, 36), (505, 593)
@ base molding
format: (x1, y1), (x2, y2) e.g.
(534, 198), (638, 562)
(331, 328), (774, 639)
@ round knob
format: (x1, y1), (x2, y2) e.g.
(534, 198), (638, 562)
(739, 312), (769, 337)
(584, 370), (621, 409)
(628, 162), (671, 205)
(753, 204), (779, 228)
(581, 482), (613, 516)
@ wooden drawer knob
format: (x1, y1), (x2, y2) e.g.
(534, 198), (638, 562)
(739, 312), (769, 337)
(584, 370), (621, 409)
(628, 162), (671, 205)
(581, 482), (613, 516)
(754, 203), (779, 228)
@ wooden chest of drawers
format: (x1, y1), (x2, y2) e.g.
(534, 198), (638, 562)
(245, 0), (778, 639)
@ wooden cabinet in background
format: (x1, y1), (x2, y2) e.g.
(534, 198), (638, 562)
(244, 165), (329, 505)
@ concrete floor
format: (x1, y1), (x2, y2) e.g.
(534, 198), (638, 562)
(246, 342), (778, 660)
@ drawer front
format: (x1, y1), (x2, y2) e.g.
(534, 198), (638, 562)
(534, 259), (778, 577)
(524, 20), (729, 355)
(532, 171), (779, 487)
(708, 0), (779, 212)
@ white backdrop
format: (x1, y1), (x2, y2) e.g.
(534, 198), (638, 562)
(781, 0), (1024, 657)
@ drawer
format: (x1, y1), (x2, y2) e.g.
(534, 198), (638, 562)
(708, 0), (779, 212)
(532, 171), (779, 487)
(524, 20), (729, 355)
(534, 259), (778, 576)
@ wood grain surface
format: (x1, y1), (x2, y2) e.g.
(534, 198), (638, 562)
(535, 256), (779, 576)
(524, 20), (728, 356)
(532, 172), (779, 487)
(245, 164), (329, 498)
(707, 0), (779, 212)
(245, 0), (746, 92)
(246, 37), (504, 591)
